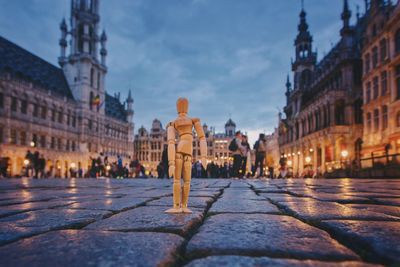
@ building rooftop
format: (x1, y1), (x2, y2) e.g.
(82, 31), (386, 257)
(105, 93), (127, 122)
(0, 35), (74, 100)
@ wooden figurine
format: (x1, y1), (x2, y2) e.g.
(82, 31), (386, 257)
(165, 98), (207, 214)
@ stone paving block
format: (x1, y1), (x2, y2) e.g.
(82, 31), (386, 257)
(0, 199), (76, 218)
(374, 198), (400, 206)
(0, 209), (110, 245)
(279, 200), (398, 221)
(0, 230), (183, 267)
(67, 197), (150, 211)
(259, 193), (312, 203)
(147, 196), (214, 209)
(86, 205), (203, 235)
(345, 204), (400, 218)
(320, 220), (400, 264)
(186, 214), (359, 261)
(209, 197), (280, 214)
(185, 255), (379, 267)
(189, 190), (221, 198)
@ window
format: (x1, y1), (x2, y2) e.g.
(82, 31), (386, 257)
(21, 99), (27, 114)
(354, 99), (363, 124)
(335, 100), (346, 125)
(373, 76), (379, 99)
(88, 119), (92, 130)
(10, 129), (17, 144)
(33, 104), (39, 117)
(58, 111), (63, 123)
(373, 109), (380, 132)
(89, 92), (93, 110)
(382, 105), (388, 130)
(397, 65), (400, 100)
(51, 137), (55, 149)
(395, 29), (400, 54)
(0, 93), (3, 109)
(397, 112), (400, 127)
(40, 135), (46, 148)
(381, 71), (387, 96)
(365, 82), (371, 103)
(57, 138), (62, 150)
(97, 72), (100, 89)
(380, 39), (387, 62)
(51, 109), (56, 122)
(365, 53), (370, 73)
(90, 68), (94, 87)
(72, 141), (76, 152)
(372, 46), (378, 68)
(20, 131), (26, 146)
(72, 116), (76, 127)
(367, 112), (372, 132)
(66, 140), (70, 151)
(41, 106), (47, 119)
(11, 97), (17, 112)
(67, 111), (70, 126)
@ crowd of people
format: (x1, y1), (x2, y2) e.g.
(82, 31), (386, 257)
(155, 131), (272, 179)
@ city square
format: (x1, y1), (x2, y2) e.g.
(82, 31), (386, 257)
(1, 0), (400, 266)
(0, 178), (399, 266)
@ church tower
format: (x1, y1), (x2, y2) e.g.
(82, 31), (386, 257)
(292, 4), (316, 91)
(58, 0), (107, 115)
(126, 90), (135, 142)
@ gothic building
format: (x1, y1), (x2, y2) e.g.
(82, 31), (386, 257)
(0, 0), (134, 177)
(279, 0), (365, 176)
(361, 1), (400, 164)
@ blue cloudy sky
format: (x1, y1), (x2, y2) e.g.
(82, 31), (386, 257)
(0, 0), (365, 143)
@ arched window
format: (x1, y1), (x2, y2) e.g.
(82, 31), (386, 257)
(364, 53), (370, 73)
(300, 70), (312, 90)
(335, 100), (346, 125)
(373, 109), (379, 132)
(354, 99), (363, 124)
(372, 46), (378, 68)
(78, 24), (84, 53)
(89, 91), (94, 110)
(380, 38), (387, 62)
(367, 112), (372, 132)
(90, 68), (94, 87)
(395, 29), (400, 54)
(365, 82), (371, 103)
(382, 105), (388, 130)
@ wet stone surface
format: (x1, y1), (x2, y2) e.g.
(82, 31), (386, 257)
(0, 230), (184, 267)
(186, 213), (358, 261)
(0, 178), (399, 266)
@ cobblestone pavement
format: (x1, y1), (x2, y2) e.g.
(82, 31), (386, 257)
(0, 178), (399, 266)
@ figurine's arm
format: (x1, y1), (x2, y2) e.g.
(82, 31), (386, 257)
(167, 122), (176, 178)
(193, 118), (207, 169)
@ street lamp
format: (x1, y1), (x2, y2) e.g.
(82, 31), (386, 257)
(30, 141), (35, 147)
(23, 159), (29, 166)
(341, 150), (349, 158)
(70, 162), (76, 169)
(305, 156), (311, 163)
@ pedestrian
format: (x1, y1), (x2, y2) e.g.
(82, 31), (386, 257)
(241, 135), (251, 178)
(39, 155), (46, 178)
(254, 133), (267, 178)
(33, 151), (40, 178)
(229, 131), (244, 178)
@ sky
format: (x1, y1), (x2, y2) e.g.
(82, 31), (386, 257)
(0, 0), (365, 144)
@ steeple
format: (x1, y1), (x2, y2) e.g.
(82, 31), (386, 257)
(285, 74), (292, 104)
(100, 29), (107, 66)
(341, 0), (351, 29)
(292, 2), (316, 91)
(60, 0), (107, 115)
(340, 0), (353, 37)
(58, 18), (68, 66)
(126, 89), (134, 123)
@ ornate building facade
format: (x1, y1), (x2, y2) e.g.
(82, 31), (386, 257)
(361, 1), (400, 165)
(279, 0), (364, 176)
(0, 0), (134, 177)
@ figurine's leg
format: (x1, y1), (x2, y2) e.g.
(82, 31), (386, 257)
(181, 154), (192, 213)
(165, 153), (183, 214)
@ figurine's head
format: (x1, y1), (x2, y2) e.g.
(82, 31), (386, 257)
(176, 97), (189, 114)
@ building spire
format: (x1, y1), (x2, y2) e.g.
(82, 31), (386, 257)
(286, 74), (291, 92)
(341, 0), (351, 29)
